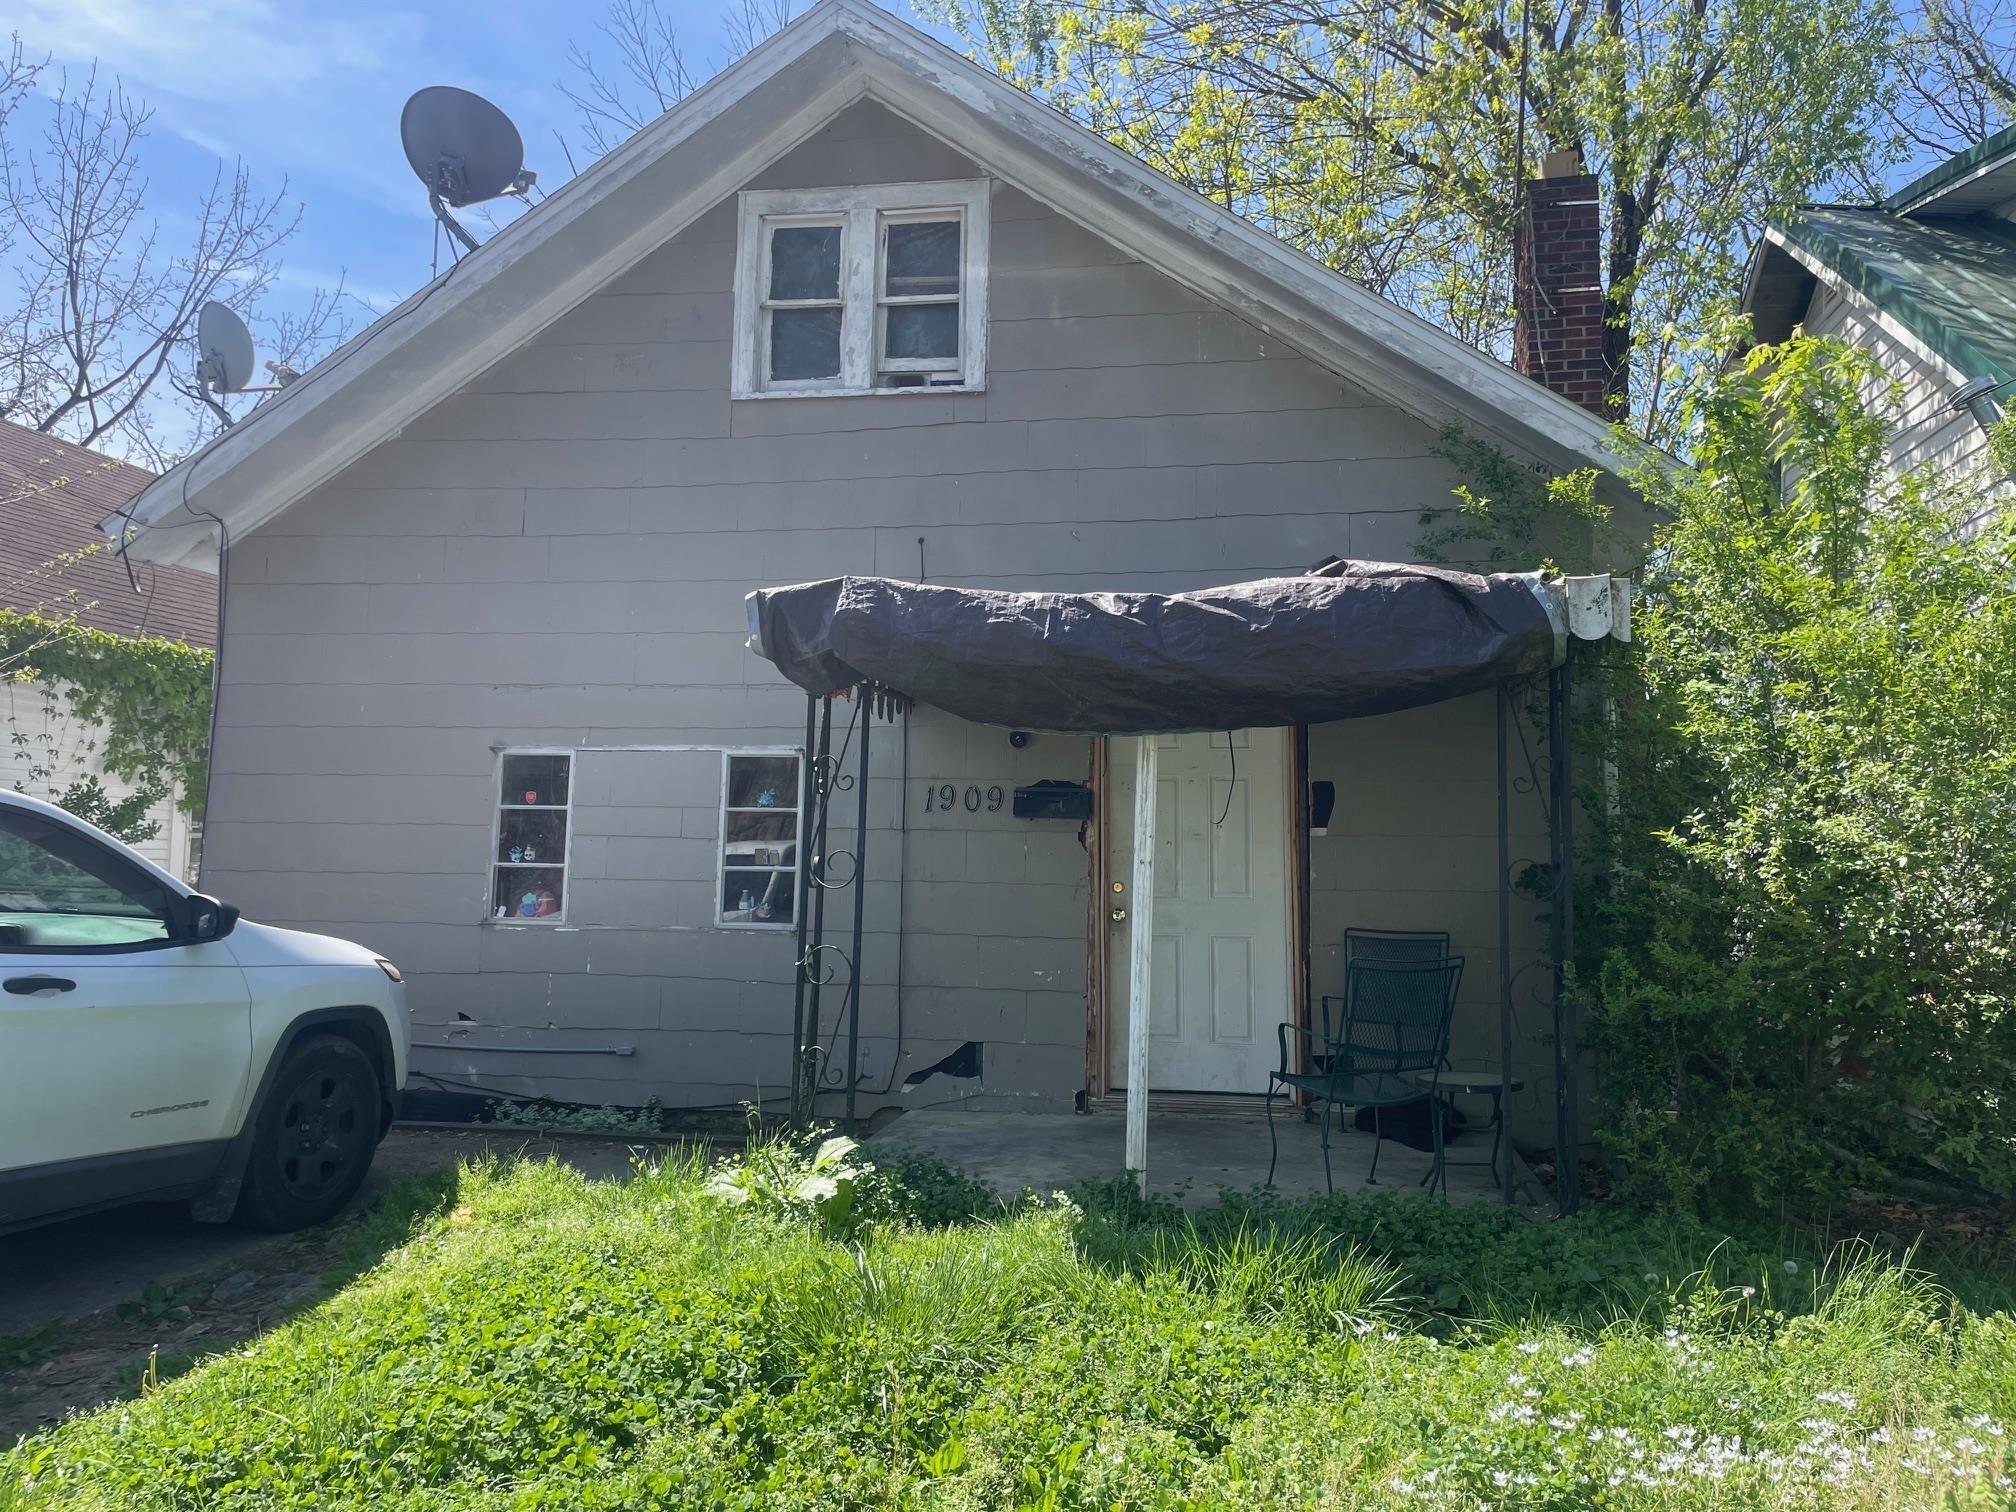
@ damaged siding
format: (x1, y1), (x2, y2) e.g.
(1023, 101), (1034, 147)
(200, 100), (1549, 1115)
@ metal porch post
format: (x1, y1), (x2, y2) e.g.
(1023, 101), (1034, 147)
(1497, 684), (1516, 1208)
(843, 688), (873, 1129)
(1548, 661), (1581, 1214)
(1124, 736), (1159, 1191)
(789, 692), (816, 1126)
(799, 696), (835, 1125)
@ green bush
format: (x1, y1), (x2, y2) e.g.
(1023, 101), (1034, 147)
(3, 1147), (2009, 1509)
(1583, 332), (2016, 1213)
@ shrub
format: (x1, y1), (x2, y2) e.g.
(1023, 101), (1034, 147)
(1583, 331), (2016, 1213)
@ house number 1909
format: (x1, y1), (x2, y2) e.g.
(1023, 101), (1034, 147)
(922, 783), (1005, 814)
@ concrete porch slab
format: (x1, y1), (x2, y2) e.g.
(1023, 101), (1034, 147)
(870, 1108), (1553, 1212)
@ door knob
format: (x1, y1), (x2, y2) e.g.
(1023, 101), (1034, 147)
(1110, 908), (1128, 922)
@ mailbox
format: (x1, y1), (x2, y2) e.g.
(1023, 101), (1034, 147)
(1013, 780), (1094, 821)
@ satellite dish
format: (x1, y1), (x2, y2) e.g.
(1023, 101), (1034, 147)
(196, 300), (256, 394)
(401, 86), (537, 256)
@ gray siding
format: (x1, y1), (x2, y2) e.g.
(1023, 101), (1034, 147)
(205, 101), (1554, 1122)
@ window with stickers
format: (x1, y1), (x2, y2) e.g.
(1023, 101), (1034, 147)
(719, 752), (803, 928)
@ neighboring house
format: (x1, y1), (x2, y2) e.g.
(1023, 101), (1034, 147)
(0, 421), (217, 879)
(109, 0), (1637, 1128)
(1745, 129), (2016, 484)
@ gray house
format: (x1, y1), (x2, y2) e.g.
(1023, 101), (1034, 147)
(113, 0), (1632, 1138)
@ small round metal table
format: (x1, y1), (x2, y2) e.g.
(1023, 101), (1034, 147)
(1409, 1070), (1523, 1192)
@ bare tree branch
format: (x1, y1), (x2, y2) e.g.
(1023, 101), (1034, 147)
(561, 0), (797, 162)
(0, 65), (351, 460)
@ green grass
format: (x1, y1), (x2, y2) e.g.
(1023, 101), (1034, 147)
(2, 1143), (2011, 1509)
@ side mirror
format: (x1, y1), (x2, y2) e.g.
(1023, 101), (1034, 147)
(185, 894), (241, 942)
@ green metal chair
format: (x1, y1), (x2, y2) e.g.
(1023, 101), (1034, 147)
(1266, 955), (1465, 1195)
(1322, 929), (1452, 1073)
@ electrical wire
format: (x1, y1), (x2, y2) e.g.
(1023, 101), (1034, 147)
(1213, 729), (1238, 825)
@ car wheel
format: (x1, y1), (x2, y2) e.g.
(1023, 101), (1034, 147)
(233, 1035), (382, 1232)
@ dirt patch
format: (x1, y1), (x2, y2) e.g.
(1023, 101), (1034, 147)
(0, 1128), (662, 1444)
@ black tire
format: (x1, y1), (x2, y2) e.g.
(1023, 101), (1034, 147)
(233, 1034), (382, 1232)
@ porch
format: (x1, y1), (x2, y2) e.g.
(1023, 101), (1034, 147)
(871, 1106), (1556, 1212)
(750, 564), (1631, 1208)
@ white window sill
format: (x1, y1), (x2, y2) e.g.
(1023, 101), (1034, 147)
(731, 382), (985, 401)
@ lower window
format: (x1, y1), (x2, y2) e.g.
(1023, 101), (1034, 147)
(492, 751), (572, 922)
(720, 752), (801, 927)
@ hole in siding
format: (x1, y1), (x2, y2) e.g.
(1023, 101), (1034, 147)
(903, 1041), (982, 1087)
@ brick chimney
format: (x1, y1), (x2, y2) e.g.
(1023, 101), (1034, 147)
(1513, 150), (1607, 416)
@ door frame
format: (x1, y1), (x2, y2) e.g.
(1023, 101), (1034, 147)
(1083, 728), (1310, 1103)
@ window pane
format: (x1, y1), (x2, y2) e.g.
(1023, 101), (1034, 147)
(769, 224), (841, 300)
(501, 753), (569, 807)
(770, 308), (842, 381)
(885, 302), (960, 361)
(727, 756), (799, 808)
(0, 810), (173, 947)
(723, 868), (795, 925)
(724, 811), (797, 869)
(885, 220), (960, 298)
(494, 865), (565, 919)
(498, 809), (568, 864)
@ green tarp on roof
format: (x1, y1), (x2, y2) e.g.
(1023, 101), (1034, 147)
(1774, 205), (2016, 388)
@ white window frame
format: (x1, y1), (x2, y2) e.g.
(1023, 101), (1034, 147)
(488, 748), (576, 925)
(732, 180), (990, 399)
(717, 748), (806, 931)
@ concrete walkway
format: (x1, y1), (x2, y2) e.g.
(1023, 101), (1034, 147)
(872, 1107), (1552, 1211)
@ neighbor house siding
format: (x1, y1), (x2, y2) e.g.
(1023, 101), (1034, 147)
(1, 680), (196, 879)
(199, 102), (1554, 1122)
(1802, 284), (1994, 484)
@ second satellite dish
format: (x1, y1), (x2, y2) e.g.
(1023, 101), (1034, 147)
(401, 86), (536, 255)
(196, 300), (256, 394)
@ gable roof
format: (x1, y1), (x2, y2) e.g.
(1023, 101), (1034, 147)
(0, 420), (217, 648)
(1887, 122), (2016, 219)
(111, 0), (1632, 568)
(1747, 207), (2016, 391)
(1745, 123), (2016, 395)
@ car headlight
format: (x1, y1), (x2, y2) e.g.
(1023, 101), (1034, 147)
(375, 958), (403, 983)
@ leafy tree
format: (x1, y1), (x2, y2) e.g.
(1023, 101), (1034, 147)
(1582, 329), (2016, 1212)
(925, 0), (1894, 436)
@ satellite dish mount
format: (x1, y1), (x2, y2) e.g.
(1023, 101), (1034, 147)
(401, 87), (535, 258)
(193, 300), (289, 428)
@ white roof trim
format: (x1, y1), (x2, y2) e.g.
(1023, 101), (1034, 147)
(1759, 225), (1972, 389)
(112, 0), (1630, 566)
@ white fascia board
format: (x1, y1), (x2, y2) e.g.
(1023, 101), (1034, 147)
(835, 12), (1632, 482)
(114, 0), (1637, 565)
(111, 13), (867, 566)
(1761, 226), (1971, 389)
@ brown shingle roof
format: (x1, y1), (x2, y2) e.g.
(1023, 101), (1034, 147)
(0, 420), (217, 650)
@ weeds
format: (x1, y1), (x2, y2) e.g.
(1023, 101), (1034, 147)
(0, 1138), (2008, 1509)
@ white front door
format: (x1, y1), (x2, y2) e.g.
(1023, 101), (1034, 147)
(1106, 729), (1292, 1095)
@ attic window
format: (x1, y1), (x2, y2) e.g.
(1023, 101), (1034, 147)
(733, 180), (989, 398)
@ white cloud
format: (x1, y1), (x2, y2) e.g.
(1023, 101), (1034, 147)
(13, 0), (423, 105)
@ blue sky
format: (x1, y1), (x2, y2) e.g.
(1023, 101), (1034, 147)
(6, 0), (880, 326)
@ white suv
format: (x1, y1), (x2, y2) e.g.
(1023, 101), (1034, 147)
(0, 791), (409, 1233)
